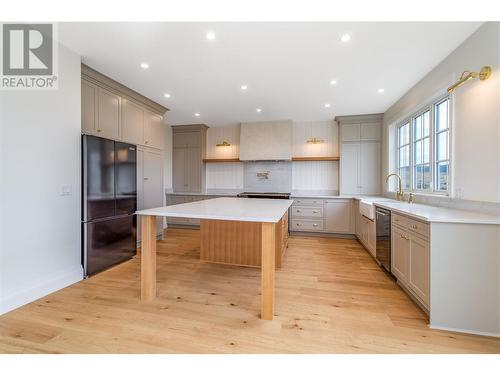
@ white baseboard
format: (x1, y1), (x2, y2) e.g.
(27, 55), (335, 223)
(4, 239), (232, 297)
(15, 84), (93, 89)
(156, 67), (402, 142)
(0, 265), (83, 315)
(429, 324), (500, 338)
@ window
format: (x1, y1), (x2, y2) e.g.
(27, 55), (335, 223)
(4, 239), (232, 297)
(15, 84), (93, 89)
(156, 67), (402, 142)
(435, 98), (450, 191)
(413, 110), (431, 191)
(396, 96), (450, 194)
(397, 122), (410, 189)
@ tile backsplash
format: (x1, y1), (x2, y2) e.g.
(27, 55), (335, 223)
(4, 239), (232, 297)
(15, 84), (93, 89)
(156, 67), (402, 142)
(243, 161), (292, 192)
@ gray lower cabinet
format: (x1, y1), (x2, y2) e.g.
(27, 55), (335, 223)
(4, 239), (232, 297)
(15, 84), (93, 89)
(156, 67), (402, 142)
(391, 213), (430, 310)
(172, 125), (208, 193)
(291, 198), (353, 234)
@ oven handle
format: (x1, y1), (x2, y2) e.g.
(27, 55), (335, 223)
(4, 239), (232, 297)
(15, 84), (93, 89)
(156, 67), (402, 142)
(376, 210), (390, 216)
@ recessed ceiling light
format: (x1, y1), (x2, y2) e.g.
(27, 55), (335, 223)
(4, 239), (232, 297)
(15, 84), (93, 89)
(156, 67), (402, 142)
(140, 62), (149, 69)
(164, 93), (171, 98)
(324, 103), (331, 108)
(378, 88), (385, 93)
(330, 80), (337, 85)
(195, 113), (200, 117)
(206, 32), (215, 40)
(241, 85), (248, 91)
(256, 108), (262, 113)
(340, 34), (351, 43)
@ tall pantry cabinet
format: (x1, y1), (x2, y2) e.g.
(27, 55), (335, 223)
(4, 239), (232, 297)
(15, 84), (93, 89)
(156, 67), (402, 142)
(172, 124), (208, 193)
(336, 114), (383, 195)
(81, 64), (168, 242)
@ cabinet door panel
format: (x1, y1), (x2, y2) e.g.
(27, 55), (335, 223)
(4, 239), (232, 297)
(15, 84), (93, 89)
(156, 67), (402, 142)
(143, 151), (163, 209)
(360, 142), (380, 195)
(98, 88), (121, 139)
(392, 226), (410, 282)
(360, 123), (381, 141)
(341, 124), (361, 142)
(340, 143), (360, 194)
(122, 100), (144, 145)
(409, 235), (430, 307)
(325, 200), (351, 233)
(172, 148), (187, 192)
(187, 147), (202, 192)
(82, 80), (98, 134)
(144, 111), (164, 149)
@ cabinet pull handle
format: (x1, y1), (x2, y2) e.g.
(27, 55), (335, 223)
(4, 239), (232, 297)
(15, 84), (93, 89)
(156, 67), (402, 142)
(313, 224), (318, 227)
(145, 140), (148, 144)
(313, 210), (319, 213)
(296, 210), (301, 213)
(97, 129), (101, 133)
(296, 223), (301, 226)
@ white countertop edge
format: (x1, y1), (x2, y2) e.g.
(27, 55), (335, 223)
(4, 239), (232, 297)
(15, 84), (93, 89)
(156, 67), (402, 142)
(136, 211), (283, 223)
(372, 202), (500, 225)
(136, 197), (293, 223)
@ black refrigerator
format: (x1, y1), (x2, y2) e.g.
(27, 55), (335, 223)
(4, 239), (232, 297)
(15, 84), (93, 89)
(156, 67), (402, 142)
(82, 134), (137, 277)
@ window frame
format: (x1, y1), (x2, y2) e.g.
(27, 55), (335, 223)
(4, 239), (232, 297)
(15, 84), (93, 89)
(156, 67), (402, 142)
(395, 94), (451, 195)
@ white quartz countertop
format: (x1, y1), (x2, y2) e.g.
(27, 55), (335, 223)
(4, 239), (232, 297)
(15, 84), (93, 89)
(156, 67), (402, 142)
(136, 197), (293, 223)
(370, 200), (500, 225)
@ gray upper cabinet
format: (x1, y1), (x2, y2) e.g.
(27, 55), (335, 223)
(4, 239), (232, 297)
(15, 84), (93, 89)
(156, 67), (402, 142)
(121, 99), (144, 145)
(81, 80), (98, 135)
(144, 111), (164, 149)
(97, 87), (121, 139)
(81, 64), (167, 148)
(172, 125), (208, 193)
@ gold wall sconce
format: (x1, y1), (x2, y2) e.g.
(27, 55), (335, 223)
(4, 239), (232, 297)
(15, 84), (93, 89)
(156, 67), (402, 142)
(447, 66), (492, 93)
(216, 140), (231, 147)
(306, 137), (324, 144)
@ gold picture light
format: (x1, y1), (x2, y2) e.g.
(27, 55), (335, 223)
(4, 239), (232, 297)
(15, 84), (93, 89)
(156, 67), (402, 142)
(216, 140), (231, 147)
(447, 66), (492, 93)
(306, 137), (324, 144)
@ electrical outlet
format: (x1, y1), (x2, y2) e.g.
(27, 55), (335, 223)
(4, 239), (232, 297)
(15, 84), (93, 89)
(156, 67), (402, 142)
(61, 185), (72, 196)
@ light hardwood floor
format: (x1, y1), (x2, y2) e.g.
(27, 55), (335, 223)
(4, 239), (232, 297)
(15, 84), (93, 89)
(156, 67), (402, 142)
(0, 228), (499, 353)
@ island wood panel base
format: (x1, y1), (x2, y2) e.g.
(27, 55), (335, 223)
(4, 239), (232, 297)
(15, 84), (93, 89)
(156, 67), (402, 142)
(141, 215), (157, 301)
(261, 222), (276, 320)
(200, 214), (287, 268)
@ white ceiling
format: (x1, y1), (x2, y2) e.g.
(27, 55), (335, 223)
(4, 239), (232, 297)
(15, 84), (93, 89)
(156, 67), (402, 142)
(59, 22), (481, 127)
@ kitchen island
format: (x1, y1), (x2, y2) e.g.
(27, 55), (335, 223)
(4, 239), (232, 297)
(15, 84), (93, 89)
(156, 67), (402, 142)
(136, 197), (293, 320)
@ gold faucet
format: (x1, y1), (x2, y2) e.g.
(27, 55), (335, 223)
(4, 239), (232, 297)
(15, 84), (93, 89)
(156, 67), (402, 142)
(408, 192), (414, 204)
(386, 173), (405, 201)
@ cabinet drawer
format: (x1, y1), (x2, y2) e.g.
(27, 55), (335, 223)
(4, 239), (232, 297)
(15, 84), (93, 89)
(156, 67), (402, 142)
(292, 206), (323, 218)
(408, 219), (430, 238)
(392, 213), (410, 228)
(292, 198), (324, 206)
(392, 213), (429, 238)
(291, 220), (324, 232)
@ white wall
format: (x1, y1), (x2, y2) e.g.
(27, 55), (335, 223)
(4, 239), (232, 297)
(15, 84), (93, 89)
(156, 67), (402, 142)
(383, 22), (500, 203)
(0, 44), (83, 314)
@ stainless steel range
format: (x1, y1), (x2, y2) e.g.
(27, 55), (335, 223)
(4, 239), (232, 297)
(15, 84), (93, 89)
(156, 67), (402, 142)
(237, 192), (291, 199)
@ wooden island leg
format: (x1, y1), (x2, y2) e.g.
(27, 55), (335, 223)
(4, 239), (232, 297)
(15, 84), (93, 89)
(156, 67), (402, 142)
(261, 222), (276, 320)
(141, 215), (157, 301)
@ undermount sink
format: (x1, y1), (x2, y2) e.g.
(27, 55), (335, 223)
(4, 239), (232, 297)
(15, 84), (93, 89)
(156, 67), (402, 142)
(359, 200), (375, 220)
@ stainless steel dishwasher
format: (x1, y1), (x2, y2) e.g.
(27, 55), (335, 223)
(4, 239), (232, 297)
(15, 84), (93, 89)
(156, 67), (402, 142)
(375, 207), (392, 275)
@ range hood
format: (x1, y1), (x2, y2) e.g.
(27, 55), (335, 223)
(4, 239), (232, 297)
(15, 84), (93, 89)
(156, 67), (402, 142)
(239, 120), (293, 161)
